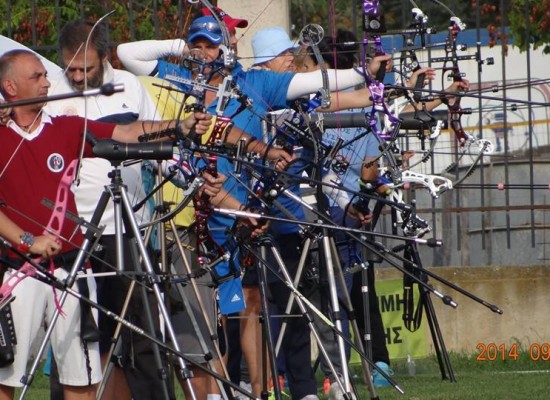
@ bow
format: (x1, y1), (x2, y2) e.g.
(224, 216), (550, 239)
(0, 160), (77, 306)
(426, 1), (495, 188)
(374, 5), (452, 197)
(362, 0), (401, 141)
(192, 89), (234, 269)
(173, 57), (230, 269)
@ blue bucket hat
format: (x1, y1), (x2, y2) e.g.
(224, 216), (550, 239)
(188, 16), (224, 45)
(252, 27), (297, 66)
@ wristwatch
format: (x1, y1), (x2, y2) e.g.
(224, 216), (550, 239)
(17, 232), (35, 253)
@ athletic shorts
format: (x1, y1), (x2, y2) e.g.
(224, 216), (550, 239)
(169, 230), (222, 364)
(0, 268), (101, 387)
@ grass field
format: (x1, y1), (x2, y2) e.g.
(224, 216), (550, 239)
(15, 350), (550, 399)
(349, 351), (550, 400)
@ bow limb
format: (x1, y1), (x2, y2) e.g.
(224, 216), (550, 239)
(440, 17), (471, 146)
(72, 11), (116, 186)
(299, 24), (331, 109)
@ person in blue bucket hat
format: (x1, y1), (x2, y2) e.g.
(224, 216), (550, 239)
(251, 27), (297, 67)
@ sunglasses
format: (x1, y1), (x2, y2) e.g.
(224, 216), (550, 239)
(189, 21), (222, 36)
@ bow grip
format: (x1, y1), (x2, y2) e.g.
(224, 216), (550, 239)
(202, 154), (218, 178)
(375, 59), (387, 82)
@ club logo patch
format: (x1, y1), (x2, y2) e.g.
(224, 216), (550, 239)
(47, 153), (65, 173)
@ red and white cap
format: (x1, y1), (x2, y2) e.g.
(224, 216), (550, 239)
(200, 6), (248, 31)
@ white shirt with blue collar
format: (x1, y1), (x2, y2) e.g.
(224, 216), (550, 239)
(45, 62), (159, 234)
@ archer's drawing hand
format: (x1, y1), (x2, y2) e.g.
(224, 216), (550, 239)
(407, 67), (436, 88)
(441, 79), (469, 107)
(267, 148), (295, 171)
(348, 204), (373, 226)
(446, 79), (469, 93)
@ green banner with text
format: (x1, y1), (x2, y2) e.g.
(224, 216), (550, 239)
(351, 278), (428, 364)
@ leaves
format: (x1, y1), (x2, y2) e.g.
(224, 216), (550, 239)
(508, 0), (550, 53)
(0, 0), (188, 66)
(2, 0), (548, 60)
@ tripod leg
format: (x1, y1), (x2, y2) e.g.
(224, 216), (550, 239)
(273, 237), (313, 356)
(96, 189), (172, 400)
(18, 246), (100, 400)
(126, 238), (173, 399)
(167, 222), (232, 399)
(96, 278), (135, 400)
(422, 288), (456, 382)
(94, 186), (173, 400)
(328, 238), (373, 388)
(18, 188), (113, 399)
(255, 236), (352, 400)
(255, 244), (282, 400)
(119, 186), (196, 399)
(408, 243), (456, 382)
(319, 233), (353, 395)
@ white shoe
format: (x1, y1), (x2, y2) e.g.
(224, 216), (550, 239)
(329, 381), (344, 400)
(299, 395), (320, 400)
(237, 381), (252, 399)
(329, 382), (356, 400)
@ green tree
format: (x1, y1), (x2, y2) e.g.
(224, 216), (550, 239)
(0, 0), (190, 66)
(507, 0), (550, 53)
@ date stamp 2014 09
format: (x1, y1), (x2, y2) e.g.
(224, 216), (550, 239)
(476, 342), (550, 361)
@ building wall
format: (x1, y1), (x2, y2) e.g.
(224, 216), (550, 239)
(219, 0), (290, 70)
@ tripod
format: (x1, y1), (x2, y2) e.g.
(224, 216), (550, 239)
(402, 239), (456, 381)
(241, 230), (365, 400)
(93, 161), (200, 397)
(377, 192), (458, 382)
(272, 227), (381, 399)
(18, 159), (199, 400)
(275, 183), (384, 398)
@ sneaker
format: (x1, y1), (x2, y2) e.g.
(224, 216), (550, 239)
(268, 376), (290, 400)
(236, 381), (252, 399)
(329, 382), (356, 400)
(269, 374), (286, 391)
(328, 382), (344, 400)
(372, 361), (394, 387)
(299, 396), (319, 400)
